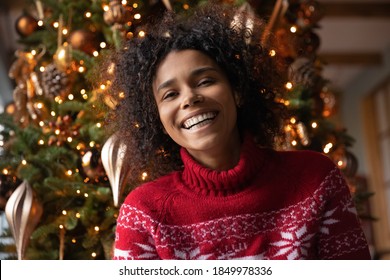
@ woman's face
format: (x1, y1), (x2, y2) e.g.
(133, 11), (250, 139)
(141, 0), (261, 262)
(152, 50), (240, 164)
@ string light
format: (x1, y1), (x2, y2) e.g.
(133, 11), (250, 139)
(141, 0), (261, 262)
(76, 189), (81, 194)
(183, 4), (190, 10)
(96, 123), (102, 128)
(290, 117), (296, 124)
(84, 193), (89, 198)
(55, 129), (60, 135)
(85, 11), (91, 18)
(59, 224), (64, 229)
(51, 111), (56, 116)
(39, 66), (45, 72)
(66, 170), (73, 176)
(100, 42), (107, 48)
(337, 160), (344, 167)
(133, 3), (138, 8)
(67, 137), (73, 143)
(138, 31), (146, 37)
(94, 226), (100, 232)
(285, 82), (293, 90)
(62, 28), (68, 35)
(291, 140), (297, 146)
(269, 49), (276, 57)
(53, 21), (59, 28)
(290, 25), (297, 33)
(38, 139), (45, 145)
(2, 169), (9, 175)
(311, 122), (318, 128)
(72, 238), (77, 243)
(122, 0), (127, 5)
(103, 4), (109, 12)
(134, 13), (141, 20)
(38, 20), (43, 26)
(93, 51), (99, 57)
(141, 172), (148, 180)
(62, 210), (67, 215)
(91, 252), (97, 258)
(76, 212), (81, 218)
(323, 143), (333, 154)
(78, 66), (85, 73)
(21, 160), (27, 165)
(31, 49), (37, 55)
(89, 141), (95, 148)
(68, 94), (74, 100)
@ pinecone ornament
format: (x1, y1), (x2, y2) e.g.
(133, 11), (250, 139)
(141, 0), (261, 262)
(41, 63), (69, 97)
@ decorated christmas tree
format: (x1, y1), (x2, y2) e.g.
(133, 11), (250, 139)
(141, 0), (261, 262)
(0, 0), (367, 260)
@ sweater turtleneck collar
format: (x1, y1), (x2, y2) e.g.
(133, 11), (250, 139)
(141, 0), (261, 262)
(180, 134), (266, 197)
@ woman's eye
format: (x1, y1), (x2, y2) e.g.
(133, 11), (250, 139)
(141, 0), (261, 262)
(198, 79), (214, 87)
(163, 91), (177, 100)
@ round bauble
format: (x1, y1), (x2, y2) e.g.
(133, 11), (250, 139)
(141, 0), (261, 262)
(79, 148), (106, 181)
(15, 14), (38, 37)
(68, 30), (99, 55)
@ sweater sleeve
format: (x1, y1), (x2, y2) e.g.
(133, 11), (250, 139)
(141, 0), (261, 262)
(113, 202), (161, 260)
(317, 167), (371, 260)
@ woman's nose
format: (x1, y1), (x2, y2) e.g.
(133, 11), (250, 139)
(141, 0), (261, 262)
(181, 89), (204, 109)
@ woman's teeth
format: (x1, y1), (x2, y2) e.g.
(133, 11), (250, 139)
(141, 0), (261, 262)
(183, 112), (217, 129)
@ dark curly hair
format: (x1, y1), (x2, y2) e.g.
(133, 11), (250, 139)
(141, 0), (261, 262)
(106, 3), (286, 184)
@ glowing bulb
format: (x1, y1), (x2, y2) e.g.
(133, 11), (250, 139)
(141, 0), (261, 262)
(40, 66), (45, 72)
(183, 4), (190, 9)
(84, 193), (89, 198)
(291, 140), (297, 146)
(337, 160), (343, 167)
(133, 3), (138, 8)
(51, 111), (56, 116)
(285, 82), (293, 90)
(290, 117), (296, 124)
(76, 212), (81, 218)
(76, 190), (81, 194)
(100, 42), (107, 48)
(62, 210), (67, 215)
(59, 224), (64, 229)
(94, 226), (100, 232)
(290, 26), (297, 33)
(2, 169), (9, 175)
(38, 139), (45, 145)
(39, 121), (44, 127)
(89, 141), (95, 148)
(96, 123), (102, 128)
(67, 137), (73, 142)
(122, 0), (127, 5)
(55, 129), (60, 135)
(68, 94), (74, 100)
(85, 12), (91, 18)
(138, 31), (146, 37)
(93, 51), (99, 57)
(78, 66), (85, 73)
(66, 170), (73, 176)
(53, 22), (59, 28)
(80, 89), (86, 94)
(103, 5), (109, 12)
(22, 160), (27, 165)
(311, 122), (318, 128)
(269, 49), (276, 57)
(134, 13), (141, 20)
(72, 238), (77, 243)
(91, 252), (97, 258)
(62, 28), (68, 35)
(31, 50), (37, 55)
(38, 20), (43, 26)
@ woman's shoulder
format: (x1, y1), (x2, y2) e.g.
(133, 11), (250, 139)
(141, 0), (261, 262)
(121, 171), (179, 214)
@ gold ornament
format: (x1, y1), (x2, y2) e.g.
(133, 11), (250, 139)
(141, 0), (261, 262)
(54, 43), (73, 71)
(68, 30), (99, 55)
(5, 180), (43, 260)
(15, 13), (38, 37)
(101, 134), (130, 207)
(103, 0), (132, 25)
(8, 49), (44, 127)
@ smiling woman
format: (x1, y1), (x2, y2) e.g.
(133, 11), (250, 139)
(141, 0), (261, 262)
(106, 2), (371, 260)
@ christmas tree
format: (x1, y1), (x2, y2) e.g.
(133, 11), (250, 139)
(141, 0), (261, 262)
(0, 0), (367, 260)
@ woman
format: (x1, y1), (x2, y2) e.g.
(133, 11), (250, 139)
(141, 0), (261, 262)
(108, 3), (370, 260)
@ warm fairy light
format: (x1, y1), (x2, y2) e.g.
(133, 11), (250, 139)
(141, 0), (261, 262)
(100, 42), (107, 48)
(66, 170), (73, 176)
(134, 13), (141, 20)
(31, 49), (37, 55)
(51, 111), (56, 116)
(53, 21), (59, 28)
(62, 28), (68, 35)
(100, 84), (106, 90)
(122, 0), (127, 4)
(72, 238), (77, 243)
(80, 89), (86, 94)
(133, 3), (138, 8)
(103, 4), (109, 11)
(75, 168), (79, 173)
(36, 102), (43, 109)
(291, 140), (297, 146)
(76, 189), (81, 194)
(323, 143), (333, 154)
(38, 139), (45, 145)
(284, 100), (290, 106)
(39, 121), (44, 127)
(93, 51), (99, 57)
(337, 160), (344, 167)
(55, 129), (60, 135)
(269, 49), (276, 56)
(84, 193), (89, 198)
(119, 92), (125, 98)
(85, 11), (91, 18)
(0, 140), (4, 147)
(89, 141), (95, 148)
(290, 117), (296, 124)
(21, 160), (27, 165)
(285, 82), (293, 90)
(290, 25), (297, 33)
(83, 94), (88, 100)
(67, 137), (73, 143)
(91, 252), (97, 258)
(76, 212), (81, 218)
(138, 30), (146, 37)
(2, 169), (9, 175)
(141, 172), (148, 180)
(62, 210), (67, 215)
(68, 94), (74, 100)
(39, 66), (45, 72)
(183, 4), (190, 9)
(38, 20), (43, 26)
(311, 122), (318, 128)
(96, 123), (102, 128)
(78, 66), (85, 73)
(94, 226), (100, 232)
(59, 224), (64, 229)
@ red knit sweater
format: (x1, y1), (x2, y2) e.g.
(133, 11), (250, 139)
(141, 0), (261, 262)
(113, 137), (371, 260)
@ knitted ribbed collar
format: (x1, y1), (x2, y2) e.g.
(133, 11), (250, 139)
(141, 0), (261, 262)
(180, 134), (266, 197)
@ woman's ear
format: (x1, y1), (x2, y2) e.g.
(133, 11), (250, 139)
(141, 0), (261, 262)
(234, 91), (242, 108)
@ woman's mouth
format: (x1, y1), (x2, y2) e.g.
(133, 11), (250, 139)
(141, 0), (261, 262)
(182, 112), (218, 130)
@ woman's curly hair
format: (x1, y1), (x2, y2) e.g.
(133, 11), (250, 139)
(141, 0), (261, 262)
(106, 3), (286, 184)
